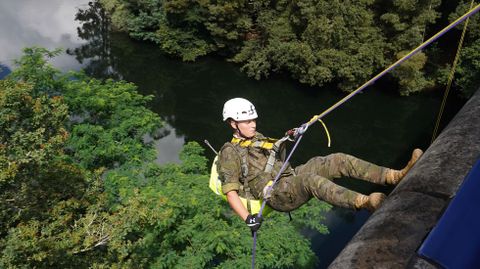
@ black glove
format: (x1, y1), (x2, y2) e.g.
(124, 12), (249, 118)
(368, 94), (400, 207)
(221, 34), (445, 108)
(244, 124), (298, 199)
(245, 214), (263, 233)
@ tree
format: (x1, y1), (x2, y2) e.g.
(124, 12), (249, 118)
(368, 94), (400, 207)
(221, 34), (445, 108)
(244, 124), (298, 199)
(442, 0), (480, 98)
(234, 0), (387, 91)
(10, 48), (164, 170)
(99, 0), (452, 94)
(0, 79), (72, 234)
(377, 0), (441, 95)
(99, 142), (327, 268)
(63, 76), (163, 170)
(8, 47), (63, 96)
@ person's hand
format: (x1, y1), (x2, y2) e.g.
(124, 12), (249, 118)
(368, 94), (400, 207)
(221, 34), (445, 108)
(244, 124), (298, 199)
(245, 214), (263, 233)
(285, 128), (297, 140)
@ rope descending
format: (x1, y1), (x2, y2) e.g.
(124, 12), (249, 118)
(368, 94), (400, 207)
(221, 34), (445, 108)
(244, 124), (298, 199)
(431, 0), (476, 143)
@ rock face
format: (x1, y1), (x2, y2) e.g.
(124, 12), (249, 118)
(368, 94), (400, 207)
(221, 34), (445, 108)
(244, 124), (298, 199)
(329, 89), (480, 269)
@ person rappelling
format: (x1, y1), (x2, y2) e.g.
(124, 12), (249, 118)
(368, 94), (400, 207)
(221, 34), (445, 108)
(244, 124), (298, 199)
(215, 97), (423, 233)
(200, 6), (480, 267)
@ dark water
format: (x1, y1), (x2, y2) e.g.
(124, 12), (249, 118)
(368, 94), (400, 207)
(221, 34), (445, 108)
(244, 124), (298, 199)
(0, 1), (465, 267)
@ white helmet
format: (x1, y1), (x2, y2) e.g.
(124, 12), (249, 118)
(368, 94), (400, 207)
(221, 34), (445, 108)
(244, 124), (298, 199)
(222, 98), (258, 121)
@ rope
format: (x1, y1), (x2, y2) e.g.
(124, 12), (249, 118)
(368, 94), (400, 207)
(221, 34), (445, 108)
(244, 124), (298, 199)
(250, 4), (480, 268)
(304, 3), (480, 129)
(431, 0), (475, 144)
(252, 133), (305, 269)
(318, 119), (331, 147)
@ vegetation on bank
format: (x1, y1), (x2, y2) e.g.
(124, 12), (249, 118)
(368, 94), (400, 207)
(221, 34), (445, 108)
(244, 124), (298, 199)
(0, 47), (331, 268)
(99, 0), (480, 97)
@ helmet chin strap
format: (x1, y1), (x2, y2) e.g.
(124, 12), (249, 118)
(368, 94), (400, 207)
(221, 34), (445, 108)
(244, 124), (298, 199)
(234, 122), (253, 139)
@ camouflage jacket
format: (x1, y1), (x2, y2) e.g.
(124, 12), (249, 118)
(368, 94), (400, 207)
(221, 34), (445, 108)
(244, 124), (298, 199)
(217, 132), (293, 199)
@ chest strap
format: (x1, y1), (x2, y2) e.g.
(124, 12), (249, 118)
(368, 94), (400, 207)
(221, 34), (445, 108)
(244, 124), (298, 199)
(231, 136), (290, 173)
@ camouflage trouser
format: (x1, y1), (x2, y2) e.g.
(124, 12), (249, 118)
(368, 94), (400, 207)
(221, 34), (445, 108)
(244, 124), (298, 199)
(267, 153), (388, 212)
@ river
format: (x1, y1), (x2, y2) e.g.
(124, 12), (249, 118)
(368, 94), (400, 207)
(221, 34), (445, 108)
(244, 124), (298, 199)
(0, 1), (465, 268)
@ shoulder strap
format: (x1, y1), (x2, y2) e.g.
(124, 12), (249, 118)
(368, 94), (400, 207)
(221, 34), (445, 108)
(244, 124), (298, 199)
(220, 142), (253, 213)
(220, 142), (248, 178)
(231, 136), (277, 150)
(264, 136), (290, 173)
(230, 135), (290, 173)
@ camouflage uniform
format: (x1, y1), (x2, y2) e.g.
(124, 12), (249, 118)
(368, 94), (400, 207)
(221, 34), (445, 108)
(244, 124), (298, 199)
(217, 133), (388, 212)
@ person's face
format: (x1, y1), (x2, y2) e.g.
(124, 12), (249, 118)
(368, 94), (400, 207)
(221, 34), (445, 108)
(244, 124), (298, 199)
(231, 119), (256, 139)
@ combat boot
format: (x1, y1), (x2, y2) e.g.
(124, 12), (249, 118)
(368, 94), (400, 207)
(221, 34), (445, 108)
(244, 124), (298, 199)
(385, 148), (423, 185)
(354, 193), (386, 212)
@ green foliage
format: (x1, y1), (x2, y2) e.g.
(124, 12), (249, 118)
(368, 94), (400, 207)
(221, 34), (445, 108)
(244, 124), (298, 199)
(0, 79), (78, 235)
(454, 41), (480, 98)
(99, 0), (480, 96)
(379, 0), (441, 49)
(0, 80), (68, 184)
(9, 47), (164, 170)
(0, 78), (96, 268)
(9, 47), (64, 96)
(235, 0), (436, 92)
(444, 0), (480, 98)
(0, 190), (104, 269)
(100, 143), (319, 268)
(392, 52), (434, 96)
(101, 0), (214, 61)
(63, 76), (163, 169)
(1, 48), (328, 268)
(291, 200), (331, 235)
(100, 0), (463, 94)
(179, 141), (208, 174)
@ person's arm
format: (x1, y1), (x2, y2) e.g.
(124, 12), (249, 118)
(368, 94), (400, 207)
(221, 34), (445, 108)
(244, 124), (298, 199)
(218, 145), (262, 232)
(227, 190), (262, 233)
(226, 190), (249, 221)
(218, 146), (246, 220)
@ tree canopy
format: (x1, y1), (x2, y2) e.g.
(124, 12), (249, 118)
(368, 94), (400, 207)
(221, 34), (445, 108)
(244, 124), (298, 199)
(0, 47), (331, 268)
(100, 0), (480, 96)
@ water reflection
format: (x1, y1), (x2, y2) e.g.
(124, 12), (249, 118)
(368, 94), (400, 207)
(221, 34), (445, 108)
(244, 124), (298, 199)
(69, 1), (189, 163)
(154, 123), (184, 164)
(0, 0), (89, 71)
(67, 1), (121, 79)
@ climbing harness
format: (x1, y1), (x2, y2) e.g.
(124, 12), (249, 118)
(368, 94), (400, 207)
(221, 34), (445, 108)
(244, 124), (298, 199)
(206, 117), (332, 215)
(431, 0), (476, 144)
(231, 135), (292, 174)
(206, 135), (291, 216)
(249, 3), (480, 269)
(208, 155), (274, 215)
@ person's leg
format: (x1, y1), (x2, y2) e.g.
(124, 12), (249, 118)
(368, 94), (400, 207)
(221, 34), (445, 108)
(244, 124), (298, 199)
(267, 174), (385, 212)
(295, 153), (386, 184)
(385, 149), (423, 184)
(294, 149), (423, 186)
